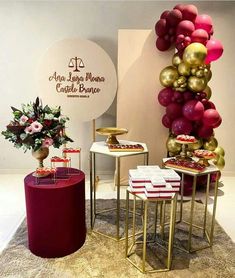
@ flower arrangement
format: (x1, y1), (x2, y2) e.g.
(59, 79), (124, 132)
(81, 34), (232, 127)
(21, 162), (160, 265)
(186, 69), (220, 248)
(1, 97), (73, 152)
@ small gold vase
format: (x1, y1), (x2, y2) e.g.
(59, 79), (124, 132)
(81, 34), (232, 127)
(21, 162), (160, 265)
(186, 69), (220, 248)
(32, 147), (49, 168)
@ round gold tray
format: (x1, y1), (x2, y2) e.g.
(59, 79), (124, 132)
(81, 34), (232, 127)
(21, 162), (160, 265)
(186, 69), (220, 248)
(96, 127), (128, 144)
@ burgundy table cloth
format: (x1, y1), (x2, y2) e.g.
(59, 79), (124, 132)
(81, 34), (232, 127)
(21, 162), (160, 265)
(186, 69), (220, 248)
(24, 167), (86, 258)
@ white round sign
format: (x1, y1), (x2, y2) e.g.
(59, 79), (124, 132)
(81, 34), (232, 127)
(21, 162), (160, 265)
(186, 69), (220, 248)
(37, 38), (117, 122)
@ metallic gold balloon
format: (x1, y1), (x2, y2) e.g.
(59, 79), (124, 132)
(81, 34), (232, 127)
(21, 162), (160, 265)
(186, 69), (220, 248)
(183, 43), (207, 67)
(203, 137), (218, 151)
(176, 87), (187, 92)
(214, 155), (225, 170)
(204, 86), (212, 99)
(177, 76), (187, 85)
(188, 76), (207, 92)
(166, 137), (181, 153)
(214, 146), (225, 157)
(204, 69), (212, 81)
(195, 69), (204, 78)
(187, 138), (203, 151)
(178, 62), (191, 76)
(160, 66), (179, 87)
(172, 53), (182, 67)
(191, 68), (197, 75)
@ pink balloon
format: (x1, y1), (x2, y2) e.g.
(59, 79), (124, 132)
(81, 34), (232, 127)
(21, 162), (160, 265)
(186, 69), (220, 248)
(183, 100), (205, 121)
(195, 14), (213, 33)
(156, 37), (171, 51)
(157, 88), (174, 107)
(155, 19), (169, 37)
(205, 38), (224, 63)
(171, 117), (192, 135)
(176, 20), (195, 36)
(202, 109), (221, 127)
(191, 29), (209, 45)
(182, 4), (198, 22)
(162, 114), (173, 128)
(166, 103), (182, 119)
(166, 9), (182, 26)
(197, 125), (213, 138)
(160, 10), (170, 19)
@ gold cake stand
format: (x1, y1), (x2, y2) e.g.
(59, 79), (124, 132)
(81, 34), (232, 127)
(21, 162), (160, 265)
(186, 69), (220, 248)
(175, 140), (197, 160)
(96, 127), (128, 145)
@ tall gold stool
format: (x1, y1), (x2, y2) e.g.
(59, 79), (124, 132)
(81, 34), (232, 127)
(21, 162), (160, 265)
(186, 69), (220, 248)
(125, 188), (177, 273)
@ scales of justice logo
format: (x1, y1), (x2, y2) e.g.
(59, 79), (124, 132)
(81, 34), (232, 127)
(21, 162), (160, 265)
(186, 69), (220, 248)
(48, 56), (105, 97)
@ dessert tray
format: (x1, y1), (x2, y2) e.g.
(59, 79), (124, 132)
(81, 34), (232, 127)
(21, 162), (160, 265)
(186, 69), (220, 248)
(96, 127), (128, 145)
(63, 147), (81, 153)
(194, 149), (216, 166)
(164, 158), (206, 173)
(108, 143), (144, 152)
(175, 134), (197, 144)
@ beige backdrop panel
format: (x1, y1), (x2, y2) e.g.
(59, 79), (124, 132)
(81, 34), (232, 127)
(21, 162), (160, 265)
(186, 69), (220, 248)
(117, 29), (174, 184)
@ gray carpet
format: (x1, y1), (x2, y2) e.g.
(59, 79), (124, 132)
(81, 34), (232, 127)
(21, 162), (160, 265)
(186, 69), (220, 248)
(0, 200), (235, 278)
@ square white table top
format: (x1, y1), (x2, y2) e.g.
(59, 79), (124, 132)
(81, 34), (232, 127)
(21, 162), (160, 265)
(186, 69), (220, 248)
(90, 140), (148, 158)
(162, 157), (219, 176)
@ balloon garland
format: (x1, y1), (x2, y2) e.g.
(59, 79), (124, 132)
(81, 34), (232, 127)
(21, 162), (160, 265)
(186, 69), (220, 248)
(155, 3), (225, 170)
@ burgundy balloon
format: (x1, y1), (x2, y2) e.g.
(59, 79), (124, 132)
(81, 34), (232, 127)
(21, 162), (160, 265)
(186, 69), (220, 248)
(155, 19), (169, 37)
(195, 14), (213, 33)
(156, 37), (171, 51)
(202, 109), (221, 127)
(176, 20), (195, 36)
(182, 4), (198, 22)
(191, 29), (209, 45)
(166, 103), (182, 119)
(184, 91), (195, 101)
(212, 117), (222, 128)
(171, 117), (192, 135)
(160, 10), (170, 19)
(166, 9), (182, 26)
(203, 100), (216, 110)
(197, 125), (213, 138)
(162, 114), (173, 128)
(157, 88), (174, 107)
(183, 100), (205, 121)
(173, 4), (185, 13)
(173, 91), (184, 103)
(182, 175), (193, 196)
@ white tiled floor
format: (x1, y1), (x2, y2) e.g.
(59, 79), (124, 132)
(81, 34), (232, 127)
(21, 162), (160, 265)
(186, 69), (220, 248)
(0, 173), (234, 253)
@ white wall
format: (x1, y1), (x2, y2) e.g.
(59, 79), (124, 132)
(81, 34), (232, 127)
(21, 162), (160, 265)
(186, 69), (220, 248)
(0, 1), (234, 174)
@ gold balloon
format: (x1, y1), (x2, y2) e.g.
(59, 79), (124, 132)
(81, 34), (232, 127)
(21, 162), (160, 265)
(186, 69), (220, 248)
(204, 69), (212, 81)
(203, 86), (212, 99)
(203, 137), (218, 151)
(187, 138), (203, 151)
(178, 62), (191, 76)
(177, 76), (187, 85)
(188, 76), (207, 92)
(160, 66), (179, 87)
(191, 68), (197, 75)
(183, 43), (207, 67)
(172, 53), (182, 67)
(195, 69), (204, 78)
(214, 146), (225, 157)
(176, 87), (187, 92)
(166, 137), (181, 153)
(214, 155), (225, 170)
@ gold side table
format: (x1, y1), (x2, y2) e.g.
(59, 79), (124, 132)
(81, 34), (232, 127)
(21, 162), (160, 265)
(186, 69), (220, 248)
(125, 189), (177, 273)
(89, 140), (149, 241)
(162, 158), (220, 253)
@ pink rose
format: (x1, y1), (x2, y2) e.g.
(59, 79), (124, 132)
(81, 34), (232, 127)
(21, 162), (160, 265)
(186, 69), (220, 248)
(20, 115), (28, 124)
(24, 126), (33, 134)
(31, 121), (43, 133)
(42, 138), (53, 147)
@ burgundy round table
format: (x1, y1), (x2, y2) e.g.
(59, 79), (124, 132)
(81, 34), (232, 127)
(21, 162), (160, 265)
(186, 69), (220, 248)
(24, 167), (86, 258)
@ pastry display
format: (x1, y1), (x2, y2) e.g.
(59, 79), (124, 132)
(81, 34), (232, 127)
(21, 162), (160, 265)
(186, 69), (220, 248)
(50, 156), (71, 163)
(194, 149), (216, 159)
(63, 148), (81, 153)
(35, 167), (56, 176)
(108, 144), (144, 152)
(175, 134), (197, 144)
(164, 158), (205, 173)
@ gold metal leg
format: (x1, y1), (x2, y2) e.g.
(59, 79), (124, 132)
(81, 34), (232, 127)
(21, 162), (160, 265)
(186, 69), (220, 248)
(188, 176), (197, 252)
(180, 173), (185, 222)
(89, 152), (93, 229)
(167, 194), (177, 269)
(203, 174), (210, 235)
(132, 195), (136, 245)
(209, 171), (219, 246)
(154, 202), (158, 239)
(125, 190), (129, 257)
(142, 201), (148, 273)
(116, 157), (120, 240)
(160, 201), (166, 239)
